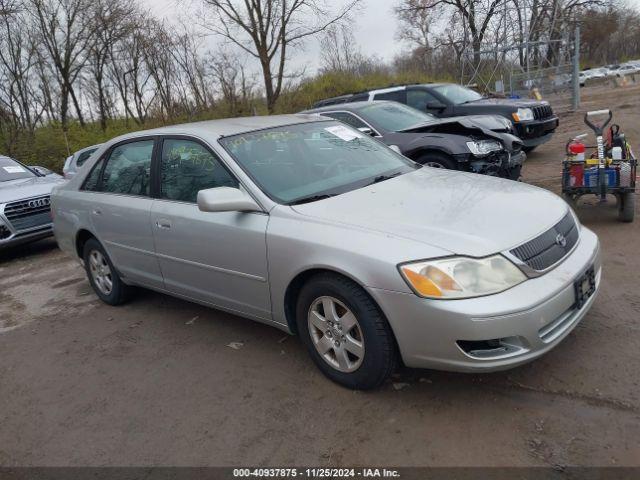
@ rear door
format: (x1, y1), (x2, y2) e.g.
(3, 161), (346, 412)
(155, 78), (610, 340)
(86, 137), (163, 289)
(150, 136), (271, 321)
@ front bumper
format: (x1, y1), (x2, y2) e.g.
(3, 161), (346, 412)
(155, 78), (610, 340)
(515, 117), (559, 146)
(0, 224), (53, 249)
(367, 226), (601, 372)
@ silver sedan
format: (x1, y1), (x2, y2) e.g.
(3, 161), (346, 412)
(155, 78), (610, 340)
(51, 115), (601, 389)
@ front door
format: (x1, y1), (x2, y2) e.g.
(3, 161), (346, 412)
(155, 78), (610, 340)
(150, 137), (271, 320)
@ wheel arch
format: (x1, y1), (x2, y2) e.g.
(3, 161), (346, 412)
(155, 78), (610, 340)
(407, 147), (457, 164)
(283, 267), (375, 336)
(75, 228), (97, 259)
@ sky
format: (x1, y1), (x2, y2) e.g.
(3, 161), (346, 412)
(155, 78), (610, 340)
(142, 0), (404, 74)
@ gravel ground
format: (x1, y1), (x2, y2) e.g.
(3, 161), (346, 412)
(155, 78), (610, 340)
(1, 85), (639, 467)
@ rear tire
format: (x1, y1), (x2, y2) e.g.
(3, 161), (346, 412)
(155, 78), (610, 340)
(83, 238), (132, 305)
(296, 273), (398, 390)
(618, 192), (635, 222)
(416, 152), (457, 170)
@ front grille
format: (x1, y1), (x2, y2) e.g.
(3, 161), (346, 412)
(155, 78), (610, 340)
(533, 104), (553, 120)
(510, 211), (579, 271)
(3, 195), (52, 232)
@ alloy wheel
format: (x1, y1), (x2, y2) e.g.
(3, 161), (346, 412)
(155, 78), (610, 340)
(307, 296), (365, 373)
(89, 250), (113, 295)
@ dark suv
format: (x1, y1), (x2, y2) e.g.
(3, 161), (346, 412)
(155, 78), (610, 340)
(312, 83), (559, 152)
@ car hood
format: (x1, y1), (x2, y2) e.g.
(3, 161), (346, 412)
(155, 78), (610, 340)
(463, 98), (548, 110)
(402, 114), (512, 133)
(0, 176), (65, 204)
(291, 169), (568, 257)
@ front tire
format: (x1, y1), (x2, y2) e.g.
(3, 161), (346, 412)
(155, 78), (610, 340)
(523, 146), (537, 153)
(416, 152), (457, 170)
(83, 238), (132, 305)
(296, 273), (398, 390)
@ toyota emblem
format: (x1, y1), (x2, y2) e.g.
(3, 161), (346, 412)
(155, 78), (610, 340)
(555, 233), (567, 248)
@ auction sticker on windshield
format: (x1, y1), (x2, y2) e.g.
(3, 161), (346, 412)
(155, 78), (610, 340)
(324, 125), (363, 142)
(3, 166), (26, 173)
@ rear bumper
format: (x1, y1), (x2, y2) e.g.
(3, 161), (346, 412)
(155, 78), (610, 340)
(367, 226), (601, 372)
(515, 117), (559, 146)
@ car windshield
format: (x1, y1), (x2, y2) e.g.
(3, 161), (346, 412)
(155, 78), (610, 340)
(0, 156), (35, 182)
(432, 84), (483, 105)
(357, 103), (438, 132)
(219, 121), (418, 204)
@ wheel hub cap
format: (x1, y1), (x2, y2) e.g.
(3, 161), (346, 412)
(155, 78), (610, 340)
(89, 250), (113, 295)
(308, 296), (365, 373)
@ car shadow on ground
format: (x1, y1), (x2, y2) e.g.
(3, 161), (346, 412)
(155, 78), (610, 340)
(0, 237), (59, 264)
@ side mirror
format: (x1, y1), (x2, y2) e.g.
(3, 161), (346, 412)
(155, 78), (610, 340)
(197, 187), (262, 213)
(426, 101), (446, 111)
(31, 166), (53, 176)
(357, 127), (376, 137)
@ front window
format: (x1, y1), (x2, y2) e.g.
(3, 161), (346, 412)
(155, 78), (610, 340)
(432, 84), (483, 105)
(0, 156), (36, 182)
(219, 121), (417, 204)
(160, 138), (238, 203)
(357, 103), (437, 132)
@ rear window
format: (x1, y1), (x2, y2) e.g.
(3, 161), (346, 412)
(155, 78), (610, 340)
(0, 156), (35, 182)
(76, 148), (98, 167)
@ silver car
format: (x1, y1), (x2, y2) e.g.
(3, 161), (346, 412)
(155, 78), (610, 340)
(1, 155), (64, 249)
(51, 115), (601, 389)
(63, 144), (102, 179)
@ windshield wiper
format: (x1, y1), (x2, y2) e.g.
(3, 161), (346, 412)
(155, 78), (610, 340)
(369, 171), (403, 185)
(288, 194), (335, 205)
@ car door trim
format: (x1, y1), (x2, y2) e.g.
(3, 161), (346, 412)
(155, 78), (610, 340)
(106, 238), (266, 282)
(105, 240), (156, 257)
(154, 250), (267, 282)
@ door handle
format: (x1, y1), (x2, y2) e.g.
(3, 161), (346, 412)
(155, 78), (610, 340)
(92, 208), (102, 216)
(155, 219), (172, 229)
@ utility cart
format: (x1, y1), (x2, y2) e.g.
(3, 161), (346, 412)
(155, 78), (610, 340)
(562, 109), (636, 222)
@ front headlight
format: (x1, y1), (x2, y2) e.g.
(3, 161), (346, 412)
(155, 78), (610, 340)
(399, 255), (527, 299)
(512, 108), (534, 122)
(466, 140), (502, 156)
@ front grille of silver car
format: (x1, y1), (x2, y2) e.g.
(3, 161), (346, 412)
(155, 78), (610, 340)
(509, 211), (579, 271)
(3, 195), (52, 232)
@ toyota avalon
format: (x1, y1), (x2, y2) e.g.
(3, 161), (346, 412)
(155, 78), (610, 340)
(51, 115), (600, 389)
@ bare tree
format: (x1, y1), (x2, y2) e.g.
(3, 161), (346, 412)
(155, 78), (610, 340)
(199, 0), (361, 112)
(0, 1), (43, 132)
(107, 19), (156, 126)
(210, 51), (255, 116)
(28, 0), (93, 130)
(319, 24), (366, 74)
(87, 0), (136, 130)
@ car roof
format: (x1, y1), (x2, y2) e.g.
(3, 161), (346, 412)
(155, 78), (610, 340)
(303, 100), (396, 114)
(110, 114), (327, 144)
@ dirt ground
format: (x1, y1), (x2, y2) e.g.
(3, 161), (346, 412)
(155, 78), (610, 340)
(1, 85), (639, 468)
